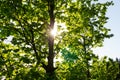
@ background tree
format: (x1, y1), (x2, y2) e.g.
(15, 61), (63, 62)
(91, 57), (120, 80)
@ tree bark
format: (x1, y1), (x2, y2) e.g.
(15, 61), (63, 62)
(83, 37), (91, 80)
(45, 0), (56, 78)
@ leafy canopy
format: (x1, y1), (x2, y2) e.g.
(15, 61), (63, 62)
(0, 0), (117, 80)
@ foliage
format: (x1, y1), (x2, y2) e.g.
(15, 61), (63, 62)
(0, 0), (118, 80)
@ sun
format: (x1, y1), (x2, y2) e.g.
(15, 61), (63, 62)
(50, 22), (68, 37)
(51, 28), (57, 37)
(50, 23), (58, 37)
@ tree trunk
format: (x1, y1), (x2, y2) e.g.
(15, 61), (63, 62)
(45, 0), (56, 78)
(83, 37), (91, 80)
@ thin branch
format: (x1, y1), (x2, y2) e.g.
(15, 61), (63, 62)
(29, 26), (40, 64)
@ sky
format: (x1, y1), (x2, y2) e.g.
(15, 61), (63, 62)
(93, 0), (120, 59)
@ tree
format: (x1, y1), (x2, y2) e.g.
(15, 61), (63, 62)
(91, 57), (120, 80)
(116, 58), (120, 80)
(0, 0), (113, 79)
